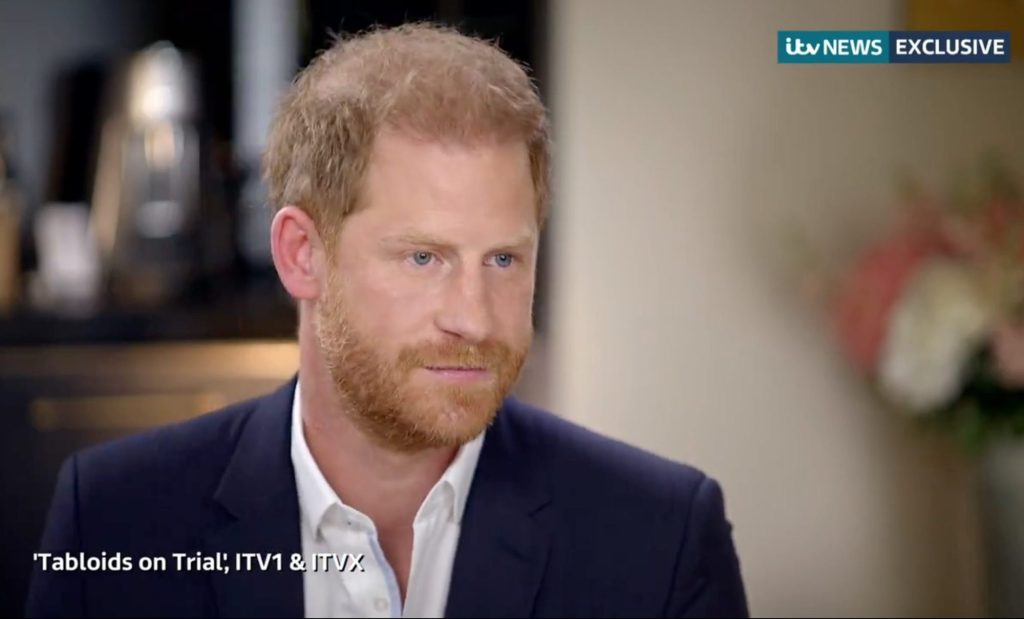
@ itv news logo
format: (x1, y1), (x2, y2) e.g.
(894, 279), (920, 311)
(778, 31), (1011, 63)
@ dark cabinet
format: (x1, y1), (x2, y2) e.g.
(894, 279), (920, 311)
(0, 341), (298, 617)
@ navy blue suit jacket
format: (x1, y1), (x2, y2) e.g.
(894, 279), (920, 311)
(27, 378), (748, 617)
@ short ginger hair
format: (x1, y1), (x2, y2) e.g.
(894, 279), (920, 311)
(263, 22), (551, 243)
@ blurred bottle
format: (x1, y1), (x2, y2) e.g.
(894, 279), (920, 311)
(0, 115), (26, 316)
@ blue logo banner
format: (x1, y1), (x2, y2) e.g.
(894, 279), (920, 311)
(778, 30), (1010, 64)
(778, 31), (889, 63)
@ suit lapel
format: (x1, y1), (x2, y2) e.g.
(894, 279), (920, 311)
(445, 398), (553, 618)
(199, 384), (553, 618)
(203, 378), (304, 618)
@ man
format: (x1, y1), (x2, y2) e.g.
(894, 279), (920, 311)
(27, 23), (748, 618)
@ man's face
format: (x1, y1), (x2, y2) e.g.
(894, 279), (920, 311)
(315, 129), (538, 452)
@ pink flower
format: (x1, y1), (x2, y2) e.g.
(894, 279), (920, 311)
(832, 231), (953, 374)
(938, 199), (1024, 261)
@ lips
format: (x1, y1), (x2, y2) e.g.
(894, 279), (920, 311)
(422, 366), (491, 382)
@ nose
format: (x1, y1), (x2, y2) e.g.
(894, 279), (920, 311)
(435, 265), (493, 344)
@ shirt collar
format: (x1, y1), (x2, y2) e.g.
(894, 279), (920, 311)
(442, 417), (485, 523)
(289, 379), (485, 534)
(289, 380), (340, 536)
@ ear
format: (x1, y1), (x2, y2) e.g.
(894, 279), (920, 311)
(270, 205), (324, 301)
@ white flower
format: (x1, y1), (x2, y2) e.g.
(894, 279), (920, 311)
(878, 258), (994, 414)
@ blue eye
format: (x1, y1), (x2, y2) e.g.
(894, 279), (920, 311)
(493, 253), (514, 268)
(411, 251), (434, 266)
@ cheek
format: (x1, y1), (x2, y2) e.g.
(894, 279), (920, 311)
(346, 269), (435, 339)
(489, 275), (536, 334)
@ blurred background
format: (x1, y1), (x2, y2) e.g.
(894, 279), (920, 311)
(2, 0), (1024, 617)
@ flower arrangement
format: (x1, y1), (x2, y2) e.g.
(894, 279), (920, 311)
(810, 154), (1024, 454)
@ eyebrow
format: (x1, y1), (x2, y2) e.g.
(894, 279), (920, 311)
(379, 232), (537, 253)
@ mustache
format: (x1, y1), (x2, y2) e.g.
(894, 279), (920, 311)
(396, 339), (521, 370)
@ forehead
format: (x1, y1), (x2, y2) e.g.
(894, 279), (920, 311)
(353, 129), (536, 234)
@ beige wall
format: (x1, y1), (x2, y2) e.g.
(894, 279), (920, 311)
(542, 1), (1024, 616)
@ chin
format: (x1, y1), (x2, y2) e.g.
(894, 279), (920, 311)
(407, 386), (502, 446)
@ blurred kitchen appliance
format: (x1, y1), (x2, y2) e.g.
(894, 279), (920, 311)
(31, 203), (101, 317)
(90, 41), (203, 307)
(233, 0), (299, 270)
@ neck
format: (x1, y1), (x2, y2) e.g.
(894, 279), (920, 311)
(296, 316), (456, 532)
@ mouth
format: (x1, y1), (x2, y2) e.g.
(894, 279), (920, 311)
(422, 366), (491, 382)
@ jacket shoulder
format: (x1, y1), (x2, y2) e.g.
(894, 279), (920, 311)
(500, 397), (711, 510)
(496, 398), (749, 617)
(71, 392), (265, 507)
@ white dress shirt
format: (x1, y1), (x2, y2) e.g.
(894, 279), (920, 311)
(289, 381), (485, 618)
